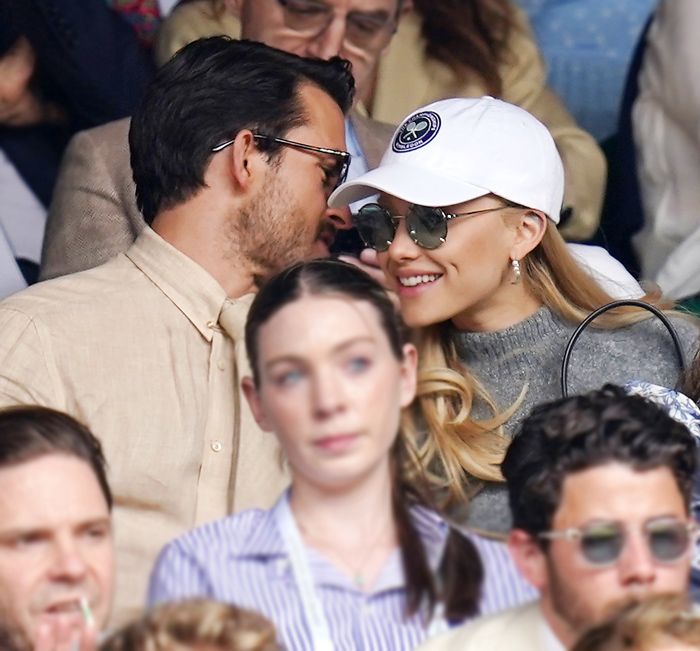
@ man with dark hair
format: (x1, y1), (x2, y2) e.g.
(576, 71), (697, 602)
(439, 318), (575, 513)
(419, 384), (697, 651)
(0, 37), (355, 625)
(0, 406), (114, 649)
(39, 0), (402, 279)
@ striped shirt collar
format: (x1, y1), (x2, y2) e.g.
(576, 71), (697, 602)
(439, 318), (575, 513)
(226, 491), (450, 594)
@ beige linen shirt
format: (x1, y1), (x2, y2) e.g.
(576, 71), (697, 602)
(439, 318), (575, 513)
(0, 229), (288, 624)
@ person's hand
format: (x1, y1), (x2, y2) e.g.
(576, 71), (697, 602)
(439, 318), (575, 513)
(34, 615), (97, 651)
(338, 249), (399, 307)
(338, 248), (388, 288)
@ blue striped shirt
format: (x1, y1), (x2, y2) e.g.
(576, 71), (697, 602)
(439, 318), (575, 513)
(148, 493), (537, 650)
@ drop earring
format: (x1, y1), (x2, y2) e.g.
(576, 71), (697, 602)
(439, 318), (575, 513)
(510, 258), (521, 285)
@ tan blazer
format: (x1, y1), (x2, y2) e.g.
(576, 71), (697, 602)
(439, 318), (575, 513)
(40, 112), (394, 280)
(417, 602), (558, 651)
(154, 0), (606, 242)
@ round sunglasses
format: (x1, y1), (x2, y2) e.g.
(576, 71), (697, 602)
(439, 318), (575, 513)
(538, 517), (697, 567)
(353, 201), (518, 252)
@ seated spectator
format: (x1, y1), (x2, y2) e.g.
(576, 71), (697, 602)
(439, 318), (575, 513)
(148, 260), (536, 649)
(0, 0), (154, 294)
(100, 599), (280, 651)
(572, 593), (700, 651)
(0, 38), (355, 625)
(418, 385), (698, 651)
(633, 0), (700, 306)
(0, 406), (114, 650)
(329, 96), (700, 532)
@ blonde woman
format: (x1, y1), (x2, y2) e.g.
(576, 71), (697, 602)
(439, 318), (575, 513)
(329, 96), (700, 532)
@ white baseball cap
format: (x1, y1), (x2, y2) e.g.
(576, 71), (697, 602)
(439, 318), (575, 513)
(329, 96), (565, 223)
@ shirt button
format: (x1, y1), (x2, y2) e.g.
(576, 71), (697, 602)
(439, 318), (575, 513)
(217, 360), (226, 371)
(211, 440), (223, 452)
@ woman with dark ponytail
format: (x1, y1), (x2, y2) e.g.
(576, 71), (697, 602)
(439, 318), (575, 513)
(148, 259), (534, 650)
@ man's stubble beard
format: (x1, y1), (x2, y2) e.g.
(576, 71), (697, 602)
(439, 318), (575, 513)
(546, 557), (641, 640)
(228, 166), (320, 281)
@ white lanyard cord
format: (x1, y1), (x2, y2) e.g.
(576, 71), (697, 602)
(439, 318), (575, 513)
(275, 497), (335, 651)
(275, 497), (451, 648)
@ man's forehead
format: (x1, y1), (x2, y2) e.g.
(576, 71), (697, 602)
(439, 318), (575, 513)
(554, 463), (687, 526)
(0, 454), (107, 520)
(244, 0), (400, 14)
(292, 83), (347, 146)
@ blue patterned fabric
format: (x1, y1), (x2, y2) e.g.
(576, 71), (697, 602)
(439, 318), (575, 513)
(626, 382), (700, 439)
(625, 381), (700, 601)
(514, 0), (657, 141)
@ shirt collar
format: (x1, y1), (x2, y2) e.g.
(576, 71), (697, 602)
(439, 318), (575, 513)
(539, 608), (567, 651)
(228, 492), (451, 594)
(124, 228), (228, 342)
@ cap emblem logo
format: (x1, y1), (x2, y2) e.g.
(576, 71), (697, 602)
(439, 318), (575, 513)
(392, 111), (441, 153)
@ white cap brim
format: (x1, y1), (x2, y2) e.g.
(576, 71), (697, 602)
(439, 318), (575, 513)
(328, 162), (491, 208)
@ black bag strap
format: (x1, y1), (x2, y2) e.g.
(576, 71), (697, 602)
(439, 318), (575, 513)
(560, 300), (687, 398)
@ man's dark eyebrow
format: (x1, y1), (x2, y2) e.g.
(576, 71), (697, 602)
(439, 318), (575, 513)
(0, 516), (112, 541)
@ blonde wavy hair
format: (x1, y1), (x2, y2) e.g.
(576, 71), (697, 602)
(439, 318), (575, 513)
(100, 599), (280, 651)
(572, 594), (700, 651)
(402, 220), (678, 503)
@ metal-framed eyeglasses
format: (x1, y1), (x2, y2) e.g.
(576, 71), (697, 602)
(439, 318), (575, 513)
(212, 133), (351, 191)
(538, 517), (698, 567)
(353, 201), (521, 251)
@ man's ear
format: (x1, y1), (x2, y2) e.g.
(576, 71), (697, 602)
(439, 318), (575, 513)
(226, 129), (260, 193)
(508, 529), (549, 592)
(241, 376), (274, 432)
(509, 210), (547, 262)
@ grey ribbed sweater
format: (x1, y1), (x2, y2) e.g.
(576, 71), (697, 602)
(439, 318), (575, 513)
(449, 306), (699, 533)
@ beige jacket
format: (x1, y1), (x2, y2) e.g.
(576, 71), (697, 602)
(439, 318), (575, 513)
(41, 112), (393, 279)
(416, 601), (562, 651)
(155, 0), (606, 241)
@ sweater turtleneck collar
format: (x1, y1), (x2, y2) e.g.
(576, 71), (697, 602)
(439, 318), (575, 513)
(450, 305), (572, 362)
